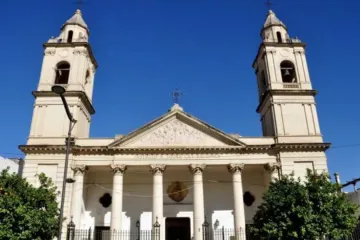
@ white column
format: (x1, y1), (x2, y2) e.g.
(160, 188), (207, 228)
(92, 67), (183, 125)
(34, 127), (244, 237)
(264, 162), (281, 184)
(110, 164), (127, 233)
(70, 165), (87, 228)
(189, 164), (206, 240)
(227, 164), (245, 240)
(150, 165), (166, 227)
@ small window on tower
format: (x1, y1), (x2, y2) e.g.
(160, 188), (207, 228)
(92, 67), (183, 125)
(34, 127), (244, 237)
(55, 62), (70, 84)
(276, 31), (283, 43)
(260, 70), (266, 88)
(85, 69), (90, 84)
(280, 61), (297, 83)
(67, 31), (73, 43)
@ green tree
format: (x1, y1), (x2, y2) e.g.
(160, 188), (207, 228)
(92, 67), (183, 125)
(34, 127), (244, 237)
(252, 170), (358, 240)
(0, 169), (59, 240)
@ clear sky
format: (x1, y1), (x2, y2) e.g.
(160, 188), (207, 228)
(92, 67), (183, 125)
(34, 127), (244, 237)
(0, 0), (359, 188)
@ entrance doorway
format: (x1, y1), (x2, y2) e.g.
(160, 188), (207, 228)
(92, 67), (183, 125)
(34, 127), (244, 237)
(166, 217), (191, 240)
(94, 226), (110, 240)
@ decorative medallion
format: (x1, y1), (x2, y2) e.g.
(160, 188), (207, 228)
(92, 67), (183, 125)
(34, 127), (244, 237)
(243, 191), (255, 207)
(99, 193), (112, 208)
(280, 49), (289, 57)
(167, 181), (188, 203)
(60, 50), (69, 58)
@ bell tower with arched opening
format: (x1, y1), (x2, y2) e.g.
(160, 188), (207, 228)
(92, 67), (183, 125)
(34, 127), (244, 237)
(253, 10), (322, 142)
(28, 9), (97, 141)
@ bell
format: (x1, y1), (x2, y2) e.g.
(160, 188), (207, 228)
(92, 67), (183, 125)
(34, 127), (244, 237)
(284, 69), (291, 76)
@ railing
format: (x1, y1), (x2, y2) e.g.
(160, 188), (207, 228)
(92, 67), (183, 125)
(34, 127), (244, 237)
(66, 218), (160, 240)
(206, 228), (257, 240)
(68, 229), (159, 240)
(283, 83), (300, 89)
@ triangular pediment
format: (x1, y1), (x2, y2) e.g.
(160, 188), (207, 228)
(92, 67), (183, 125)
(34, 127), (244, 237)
(109, 107), (245, 148)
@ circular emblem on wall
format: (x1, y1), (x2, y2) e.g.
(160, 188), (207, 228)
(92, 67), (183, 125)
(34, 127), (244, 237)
(243, 191), (255, 207)
(99, 193), (112, 208)
(280, 49), (289, 57)
(167, 181), (188, 203)
(60, 50), (69, 58)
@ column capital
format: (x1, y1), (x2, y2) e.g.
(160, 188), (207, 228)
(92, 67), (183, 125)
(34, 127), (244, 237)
(150, 164), (166, 175)
(189, 164), (206, 174)
(227, 163), (244, 174)
(71, 164), (88, 176)
(264, 162), (281, 173)
(110, 164), (127, 175)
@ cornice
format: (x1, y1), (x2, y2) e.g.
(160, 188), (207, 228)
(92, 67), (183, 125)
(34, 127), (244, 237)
(256, 89), (317, 113)
(18, 142), (330, 155)
(272, 142), (331, 151)
(32, 91), (95, 115)
(252, 42), (306, 68)
(43, 42), (98, 68)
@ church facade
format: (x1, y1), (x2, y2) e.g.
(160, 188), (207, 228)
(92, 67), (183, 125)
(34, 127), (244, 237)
(20, 9), (330, 240)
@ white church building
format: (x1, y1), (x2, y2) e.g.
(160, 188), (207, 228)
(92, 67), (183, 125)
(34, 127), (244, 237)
(20, 8), (330, 240)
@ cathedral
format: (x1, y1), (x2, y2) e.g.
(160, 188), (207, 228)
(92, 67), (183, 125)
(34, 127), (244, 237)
(19, 8), (330, 240)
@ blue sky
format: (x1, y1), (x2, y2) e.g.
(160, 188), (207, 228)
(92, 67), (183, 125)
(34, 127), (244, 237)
(0, 0), (359, 187)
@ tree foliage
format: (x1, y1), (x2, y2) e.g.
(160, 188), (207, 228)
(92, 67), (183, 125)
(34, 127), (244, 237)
(252, 170), (358, 240)
(0, 169), (59, 240)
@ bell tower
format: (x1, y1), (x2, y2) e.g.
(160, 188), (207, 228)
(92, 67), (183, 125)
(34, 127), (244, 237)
(253, 10), (322, 142)
(28, 9), (97, 142)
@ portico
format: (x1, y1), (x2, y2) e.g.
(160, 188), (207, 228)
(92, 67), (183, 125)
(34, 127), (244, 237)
(68, 160), (279, 240)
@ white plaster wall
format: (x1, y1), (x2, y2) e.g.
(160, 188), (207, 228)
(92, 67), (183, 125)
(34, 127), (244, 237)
(280, 151), (328, 177)
(60, 25), (88, 43)
(258, 95), (322, 139)
(28, 96), (91, 139)
(21, 154), (75, 236)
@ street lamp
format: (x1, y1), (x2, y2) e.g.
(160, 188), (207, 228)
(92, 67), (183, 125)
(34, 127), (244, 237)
(52, 85), (77, 240)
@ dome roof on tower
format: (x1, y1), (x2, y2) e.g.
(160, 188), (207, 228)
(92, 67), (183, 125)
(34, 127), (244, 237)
(62, 9), (88, 31)
(263, 10), (286, 29)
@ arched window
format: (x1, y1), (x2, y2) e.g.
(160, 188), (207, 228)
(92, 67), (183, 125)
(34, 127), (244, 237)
(55, 62), (70, 84)
(67, 31), (73, 43)
(276, 31), (283, 43)
(280, 61), (297, 83)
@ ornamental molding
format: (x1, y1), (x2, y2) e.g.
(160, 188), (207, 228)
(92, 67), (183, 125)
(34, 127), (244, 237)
(44, 49), (56, 56)
(227, 163), (244, 173)
(257, 89), (318, 113)
(149, 164), (166, 175)
(71, 164), (88, 175)
(73, 49), (88, 56)
(32, 91), (95, 115)
(189, 164), (206, 174)
(137, 153), (223, 159)
(126, 119), (227, 147)
(43, 42), (98, 68)
(18, 142), (330, 155)
(110, 164), (127, 175)
(264, 162), (281, 172)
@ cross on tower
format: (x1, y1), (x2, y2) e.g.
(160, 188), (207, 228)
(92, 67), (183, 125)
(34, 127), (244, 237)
(73, 0), (84, 10)
(265, 0), (272, 10)
(171, 89), (183, 104)
(77, 0), (83, 10)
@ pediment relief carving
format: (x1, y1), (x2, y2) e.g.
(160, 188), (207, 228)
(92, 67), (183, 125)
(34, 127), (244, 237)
(125, 119), (228, 147)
